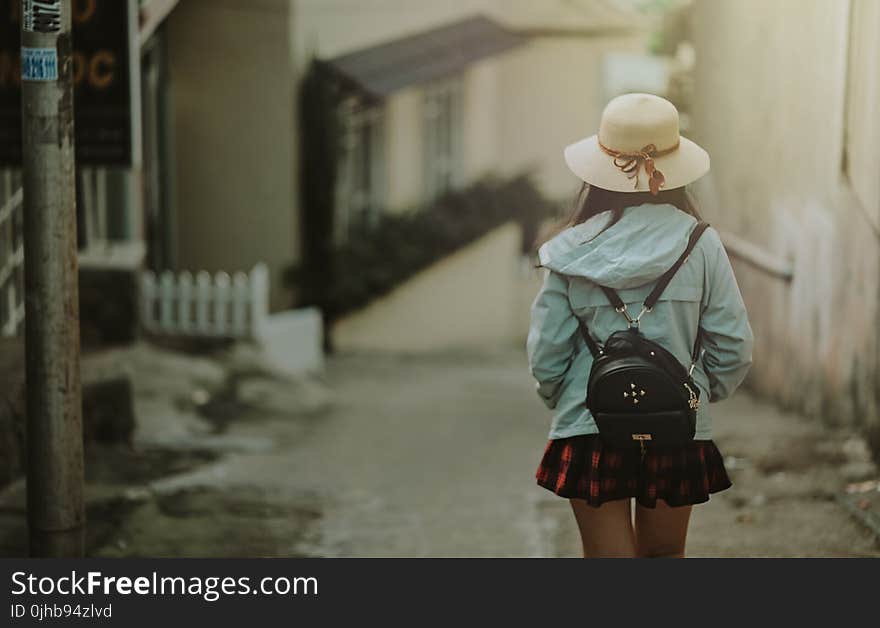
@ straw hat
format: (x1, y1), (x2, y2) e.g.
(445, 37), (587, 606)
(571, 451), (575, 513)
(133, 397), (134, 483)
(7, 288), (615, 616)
(564, 93), (710, 195)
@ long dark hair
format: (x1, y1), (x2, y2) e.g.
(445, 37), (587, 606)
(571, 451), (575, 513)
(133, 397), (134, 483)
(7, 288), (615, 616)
(541, 183), (702, 244)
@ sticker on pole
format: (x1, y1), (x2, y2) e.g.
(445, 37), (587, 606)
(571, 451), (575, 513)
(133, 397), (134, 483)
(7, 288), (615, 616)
(21, 47), (58, 82)
(23, 0), (62, 33)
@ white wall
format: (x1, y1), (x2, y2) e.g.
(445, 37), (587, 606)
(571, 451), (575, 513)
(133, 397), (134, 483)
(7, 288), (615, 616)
(333, 223), (539, 352)
(461, 58), (501, 185)
(691, 0), (880, 432)
(496, 35), (646, 202)
(384, 88), (424, 211)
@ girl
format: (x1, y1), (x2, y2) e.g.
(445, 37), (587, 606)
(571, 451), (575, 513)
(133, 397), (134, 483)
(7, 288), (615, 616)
(527, 93), (753, 558)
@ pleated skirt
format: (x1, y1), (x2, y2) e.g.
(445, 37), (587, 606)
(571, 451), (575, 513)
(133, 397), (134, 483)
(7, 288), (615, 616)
(536, 434), (732, 508)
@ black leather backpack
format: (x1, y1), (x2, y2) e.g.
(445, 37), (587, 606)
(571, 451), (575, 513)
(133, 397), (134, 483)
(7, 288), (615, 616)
(579, 222), (709, 450)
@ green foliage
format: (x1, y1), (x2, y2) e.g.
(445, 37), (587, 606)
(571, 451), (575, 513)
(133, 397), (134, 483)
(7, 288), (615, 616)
(289, 175), (554, 322)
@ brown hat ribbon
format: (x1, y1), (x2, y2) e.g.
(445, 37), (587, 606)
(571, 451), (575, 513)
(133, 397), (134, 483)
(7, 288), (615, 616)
(598, 141), (680, 195)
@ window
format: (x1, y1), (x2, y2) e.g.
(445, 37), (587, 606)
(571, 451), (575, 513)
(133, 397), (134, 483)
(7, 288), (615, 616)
(843, 0), (880, 229)
(336, 100), (386, 242)
(422, 77), (463, 203)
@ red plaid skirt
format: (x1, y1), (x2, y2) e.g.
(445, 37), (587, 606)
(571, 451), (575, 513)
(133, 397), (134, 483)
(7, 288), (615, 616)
(536, 434), (731, 508)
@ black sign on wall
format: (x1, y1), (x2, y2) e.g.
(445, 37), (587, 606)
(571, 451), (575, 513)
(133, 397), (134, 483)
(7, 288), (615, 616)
(0, 0), (134, 166)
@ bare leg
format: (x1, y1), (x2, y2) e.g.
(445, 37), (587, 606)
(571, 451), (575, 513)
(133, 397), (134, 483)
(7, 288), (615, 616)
(569, 498), (636, 558)
(634, 500), (692, 558)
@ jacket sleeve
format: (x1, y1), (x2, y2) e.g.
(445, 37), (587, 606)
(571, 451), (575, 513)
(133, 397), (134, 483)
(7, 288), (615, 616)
(699, 228), (754, 402)
(527, 269), (579, 409)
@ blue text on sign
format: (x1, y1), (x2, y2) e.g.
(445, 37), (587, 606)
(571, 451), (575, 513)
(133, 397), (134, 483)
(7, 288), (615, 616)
(21, 47), (59, 82)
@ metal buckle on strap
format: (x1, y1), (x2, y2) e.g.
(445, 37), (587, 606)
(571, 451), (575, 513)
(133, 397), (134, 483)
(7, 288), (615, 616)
(615, 305), (635, 325)
(688, 349), (705, 376)
(617, 304), (652, 328)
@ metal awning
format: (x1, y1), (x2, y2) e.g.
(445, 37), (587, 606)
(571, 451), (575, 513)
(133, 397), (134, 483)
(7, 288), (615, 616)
(322, 15), (525, 99)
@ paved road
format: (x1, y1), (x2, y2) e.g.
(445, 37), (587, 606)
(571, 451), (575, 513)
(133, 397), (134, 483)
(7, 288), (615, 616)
(211, 350), (879, 558)
(10, 347), (868, 558)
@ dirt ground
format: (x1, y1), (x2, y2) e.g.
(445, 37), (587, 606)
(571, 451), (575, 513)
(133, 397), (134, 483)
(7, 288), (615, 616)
(1, 346), (877, 558)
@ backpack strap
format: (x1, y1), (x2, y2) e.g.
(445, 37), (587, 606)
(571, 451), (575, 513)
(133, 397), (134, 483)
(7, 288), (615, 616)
(577, 222), (710, 364)
(599, 221), (710, 324)
(599, 285), (626, 311)
(577, 318), (603, 359)
(690, 329), (703, 373)
(643, 221), (710, 310)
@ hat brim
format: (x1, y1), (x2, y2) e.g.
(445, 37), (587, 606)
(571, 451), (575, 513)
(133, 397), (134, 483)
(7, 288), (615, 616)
(563, 134), (710, 193)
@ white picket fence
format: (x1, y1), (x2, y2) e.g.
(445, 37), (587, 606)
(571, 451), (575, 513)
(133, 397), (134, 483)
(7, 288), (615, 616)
(0, 172), (24, 338)
(141, 263), (270, 339)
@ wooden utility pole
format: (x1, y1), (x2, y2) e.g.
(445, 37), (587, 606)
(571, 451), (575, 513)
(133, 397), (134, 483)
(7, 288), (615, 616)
(20, 0), (85, 557)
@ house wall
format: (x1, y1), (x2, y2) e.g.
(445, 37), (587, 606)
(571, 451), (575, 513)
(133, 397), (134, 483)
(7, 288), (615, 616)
(160, 1), (655, 317)
(691, 0), (880, 442)
(496, 34), (646, 202)
(461, 58), (501, 185)
(166, 0), (298, 310)
(385, 88), (424, 211)
(383, 58), (504, 212)
(295, 0), (650, 212)
(292, 0), (654, 353)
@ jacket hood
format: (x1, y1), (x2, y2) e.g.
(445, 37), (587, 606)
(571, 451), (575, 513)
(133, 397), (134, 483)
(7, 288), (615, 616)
(537, 203), (698, 289)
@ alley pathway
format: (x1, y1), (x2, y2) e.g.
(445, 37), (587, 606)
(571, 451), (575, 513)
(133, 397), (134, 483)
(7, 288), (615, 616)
(224, 350), (879, 558)
(7, 347), (872, 558)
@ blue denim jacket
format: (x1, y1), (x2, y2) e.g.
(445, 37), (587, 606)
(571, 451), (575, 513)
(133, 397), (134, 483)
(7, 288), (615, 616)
(527, 203), (753, 440)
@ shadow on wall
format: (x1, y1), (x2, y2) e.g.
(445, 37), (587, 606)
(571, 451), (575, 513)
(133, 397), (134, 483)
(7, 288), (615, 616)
(332, 222), (543, 353)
